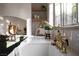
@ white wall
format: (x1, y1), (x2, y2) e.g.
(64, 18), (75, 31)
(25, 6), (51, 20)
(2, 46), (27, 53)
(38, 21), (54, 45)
(0, 3), (27, 20)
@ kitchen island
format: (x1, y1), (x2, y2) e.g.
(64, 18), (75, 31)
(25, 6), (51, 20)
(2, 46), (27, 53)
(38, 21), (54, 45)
(8, 36), (50, 56)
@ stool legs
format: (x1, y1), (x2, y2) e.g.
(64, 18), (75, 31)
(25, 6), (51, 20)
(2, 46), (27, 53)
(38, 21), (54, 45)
(45, 33), (50, 39)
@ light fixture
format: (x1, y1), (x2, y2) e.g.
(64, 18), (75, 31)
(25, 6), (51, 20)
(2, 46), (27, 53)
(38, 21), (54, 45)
(0, 16), (4, 20)
(6, 19), (10, 24)
(8, 25), (17, 35)
(0, 23), (4, 26)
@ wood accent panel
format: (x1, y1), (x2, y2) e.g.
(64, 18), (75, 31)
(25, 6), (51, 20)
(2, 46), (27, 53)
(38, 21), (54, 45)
(32, 19), (47, 22)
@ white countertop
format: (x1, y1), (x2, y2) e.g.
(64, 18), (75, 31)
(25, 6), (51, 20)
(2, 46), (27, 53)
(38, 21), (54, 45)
(22, 36), (50, 43)
(8, 36), (51, 56)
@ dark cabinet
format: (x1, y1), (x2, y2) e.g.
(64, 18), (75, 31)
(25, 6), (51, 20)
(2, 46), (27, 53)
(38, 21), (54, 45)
(0, 35), (8, 55)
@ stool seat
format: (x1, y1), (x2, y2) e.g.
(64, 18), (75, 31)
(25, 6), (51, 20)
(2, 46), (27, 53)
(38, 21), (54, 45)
(45, 33), (50, 39)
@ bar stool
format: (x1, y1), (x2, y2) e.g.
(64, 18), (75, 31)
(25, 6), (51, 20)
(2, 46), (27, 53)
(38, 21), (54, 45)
(45, 33), (50, 39)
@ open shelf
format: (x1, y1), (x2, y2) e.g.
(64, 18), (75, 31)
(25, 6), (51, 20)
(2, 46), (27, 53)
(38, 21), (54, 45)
(32, 18), (47, 22)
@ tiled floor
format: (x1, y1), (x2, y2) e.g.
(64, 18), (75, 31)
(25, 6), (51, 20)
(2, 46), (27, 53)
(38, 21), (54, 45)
(49, 45), (79, 56)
